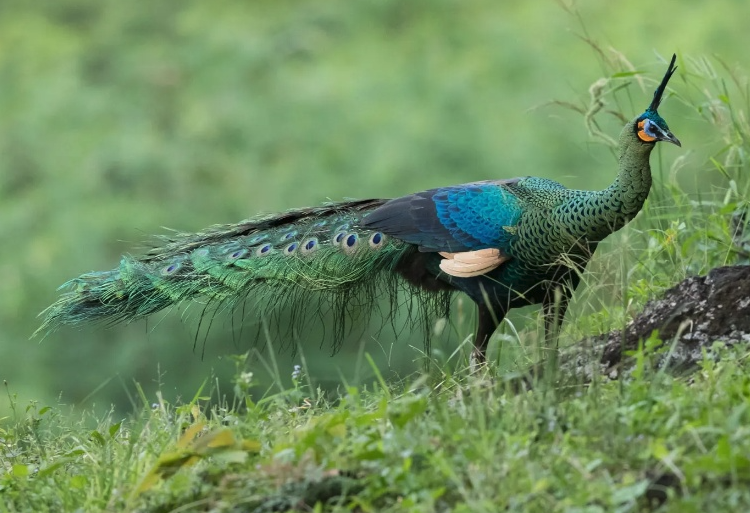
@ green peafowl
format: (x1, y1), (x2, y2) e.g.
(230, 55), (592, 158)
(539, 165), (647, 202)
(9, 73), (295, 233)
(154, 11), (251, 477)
(38, 55), (681, 363)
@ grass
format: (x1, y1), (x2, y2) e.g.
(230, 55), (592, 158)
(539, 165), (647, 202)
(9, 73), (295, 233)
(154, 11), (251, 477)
(3, 24), (750, 513)
(3, 344), (750, 512)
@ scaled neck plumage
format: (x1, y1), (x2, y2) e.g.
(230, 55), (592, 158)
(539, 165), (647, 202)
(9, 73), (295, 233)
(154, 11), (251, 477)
(591, 118), (656, 237)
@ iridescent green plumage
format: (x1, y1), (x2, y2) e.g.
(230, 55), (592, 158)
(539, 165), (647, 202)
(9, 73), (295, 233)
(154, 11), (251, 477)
(38, 199), (452, 351)
(38, 55), (681, 362)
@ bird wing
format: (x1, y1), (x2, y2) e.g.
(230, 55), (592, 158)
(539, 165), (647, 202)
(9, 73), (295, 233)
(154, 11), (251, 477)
(362, 179), (523, 254)
(438, 248), (509, 277)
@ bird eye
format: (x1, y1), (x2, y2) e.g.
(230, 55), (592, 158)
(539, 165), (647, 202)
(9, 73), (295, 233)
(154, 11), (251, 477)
(647, 120), (663, 135)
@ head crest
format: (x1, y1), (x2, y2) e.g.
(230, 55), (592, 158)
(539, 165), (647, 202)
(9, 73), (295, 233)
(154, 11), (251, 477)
(647, 54), (677, 113)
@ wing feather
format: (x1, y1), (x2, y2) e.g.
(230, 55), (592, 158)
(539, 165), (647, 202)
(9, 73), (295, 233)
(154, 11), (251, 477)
(363, 179), (523, 253)
(438, 248), (508, 277)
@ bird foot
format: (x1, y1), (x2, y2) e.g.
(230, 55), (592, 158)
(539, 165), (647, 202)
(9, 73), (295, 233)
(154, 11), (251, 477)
(469, 350), (488, 373)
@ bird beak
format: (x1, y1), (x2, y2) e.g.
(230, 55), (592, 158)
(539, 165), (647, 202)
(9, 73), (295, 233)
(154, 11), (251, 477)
(662, 130), (681, 147)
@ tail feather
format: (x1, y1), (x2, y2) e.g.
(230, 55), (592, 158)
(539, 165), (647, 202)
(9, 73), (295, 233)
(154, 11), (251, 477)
(37, 199), (453, 349)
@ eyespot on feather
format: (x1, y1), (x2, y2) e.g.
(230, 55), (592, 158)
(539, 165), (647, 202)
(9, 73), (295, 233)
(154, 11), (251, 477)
(256, 244), (273, 256)
(284, 242), (299, 255)
(301, 238), (318, 255)
(368, 232), (385, 249)
(248, 234), (268, 244)
(227, 248), (248, 261)
(333, 231), (346, 245)
(161, 262), (182, 276)
(343, 233), (359, 254)
(280, 230), (298, 241)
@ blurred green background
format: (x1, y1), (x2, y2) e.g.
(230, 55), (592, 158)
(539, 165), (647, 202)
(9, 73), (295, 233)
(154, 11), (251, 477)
(1, 0), (746, 413)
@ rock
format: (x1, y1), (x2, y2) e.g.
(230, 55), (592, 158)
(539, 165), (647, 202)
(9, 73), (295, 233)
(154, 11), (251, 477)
(561, 265), (750, 380)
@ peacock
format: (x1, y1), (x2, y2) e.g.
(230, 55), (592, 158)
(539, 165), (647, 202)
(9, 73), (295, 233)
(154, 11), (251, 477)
(38, 55), (681, 363)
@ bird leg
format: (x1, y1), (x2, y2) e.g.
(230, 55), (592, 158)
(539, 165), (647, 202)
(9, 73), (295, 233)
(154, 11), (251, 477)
(539, 286), (569, 382)
(472, 302), (505, 368)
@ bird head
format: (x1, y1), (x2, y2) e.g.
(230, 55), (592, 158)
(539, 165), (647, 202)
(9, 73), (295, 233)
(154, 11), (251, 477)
(635, 54), (681, 147)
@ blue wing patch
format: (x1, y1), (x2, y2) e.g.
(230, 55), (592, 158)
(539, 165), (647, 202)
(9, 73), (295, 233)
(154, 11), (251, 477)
(433, 184), (521, 250)
(363, 180), (523, 253)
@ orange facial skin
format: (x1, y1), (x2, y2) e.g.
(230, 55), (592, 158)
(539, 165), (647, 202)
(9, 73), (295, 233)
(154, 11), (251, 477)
(637, 119), (657, 142)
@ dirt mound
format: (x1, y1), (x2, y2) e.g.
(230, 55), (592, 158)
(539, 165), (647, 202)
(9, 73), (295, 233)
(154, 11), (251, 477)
(564, 265), (750, 379)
